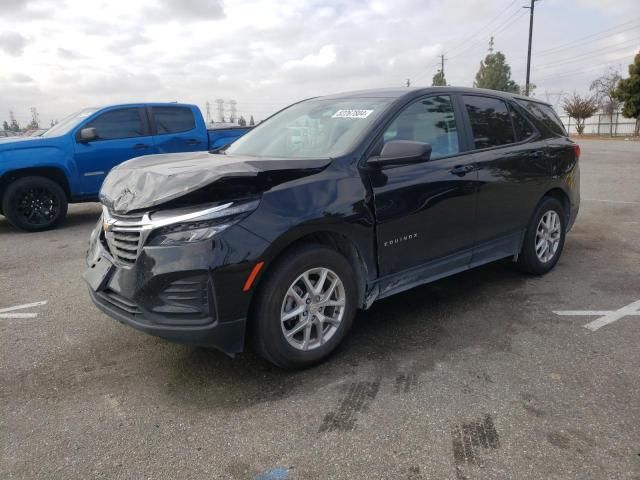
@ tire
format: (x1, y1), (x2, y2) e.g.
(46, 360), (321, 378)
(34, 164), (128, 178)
(517, 196), (566, 275)
(251, 244), (358, 369)
(2, 176), (68, 232)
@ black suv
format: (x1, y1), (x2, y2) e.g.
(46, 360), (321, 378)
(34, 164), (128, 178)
(85, 87), (580, 368)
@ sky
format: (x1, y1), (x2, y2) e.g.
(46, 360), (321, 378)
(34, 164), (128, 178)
(1, 0), (639, 127)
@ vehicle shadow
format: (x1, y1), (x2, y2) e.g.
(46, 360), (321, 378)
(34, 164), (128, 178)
(159, 260), (553, 410)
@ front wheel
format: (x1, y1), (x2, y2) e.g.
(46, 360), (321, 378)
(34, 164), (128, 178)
(251, 244), (357, 369)
(2, 176), (68, 232)
(518, 196), (566, 275)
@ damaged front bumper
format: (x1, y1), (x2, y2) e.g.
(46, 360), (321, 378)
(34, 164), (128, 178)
(84, 215), (269, 354)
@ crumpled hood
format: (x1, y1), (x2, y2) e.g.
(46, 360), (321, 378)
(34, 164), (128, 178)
(99, 151), (331, 213)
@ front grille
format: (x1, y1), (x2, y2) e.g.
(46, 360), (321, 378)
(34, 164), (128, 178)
(102, 208), (149, 266)
(97, 289), (142, 315)
(105, 229), (142, 264)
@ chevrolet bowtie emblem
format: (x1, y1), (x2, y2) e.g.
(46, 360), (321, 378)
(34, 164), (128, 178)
(103, 218), (114, 232)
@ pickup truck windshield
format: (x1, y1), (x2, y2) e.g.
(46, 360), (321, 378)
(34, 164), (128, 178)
(42, 108), (100, 138)
(225, 98), (392, 159)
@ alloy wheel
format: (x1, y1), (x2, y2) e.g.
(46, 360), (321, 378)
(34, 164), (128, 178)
(280, 267), (346, 351)
(14, 186), (59, 226)
(535, 210), (561, 263)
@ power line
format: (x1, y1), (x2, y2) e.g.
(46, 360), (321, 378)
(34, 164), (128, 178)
(446, 0), (519, 56)
(533, 54), (632, 83)
(531, 38), (640, 70)
(535, 17), (640, 56)
(447, 8), (526, 61)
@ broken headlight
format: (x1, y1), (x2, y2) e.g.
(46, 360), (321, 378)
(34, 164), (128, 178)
(147, 199), (259, 246)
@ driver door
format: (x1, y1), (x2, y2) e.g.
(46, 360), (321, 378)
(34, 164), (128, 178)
(366, 94), (478, 284)
(74, 107), (153, 196)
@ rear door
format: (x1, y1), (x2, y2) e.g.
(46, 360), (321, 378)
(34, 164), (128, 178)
(74, 107), (153, 195)
(461, 94), (551, 264)
(367, 94), (478, 280)
(150, 106), (206, 153)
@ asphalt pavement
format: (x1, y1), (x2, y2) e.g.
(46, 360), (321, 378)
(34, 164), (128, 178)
(1, 139), (639, 479)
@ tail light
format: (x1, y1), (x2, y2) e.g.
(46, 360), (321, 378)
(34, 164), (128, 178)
(572, 143), (580, 160)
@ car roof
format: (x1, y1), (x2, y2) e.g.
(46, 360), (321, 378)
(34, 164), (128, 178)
(95, 102), (198, 110)
(319, 86), (552, 106)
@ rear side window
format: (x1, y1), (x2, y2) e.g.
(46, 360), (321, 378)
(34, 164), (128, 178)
(511, 106), (535, 141)
(153, 107), (195, 134)
(85, 108), (144, 140)
(383, 95), (460, 159)
(463, 95), (515, 149)
(517, 101), (566, 136)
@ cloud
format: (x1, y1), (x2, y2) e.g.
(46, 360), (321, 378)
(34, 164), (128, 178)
(0, 32), (28, 56)
(0, 0), (638, 125)
(57, 48), (79, 60)
(11, 73), (34, 83)
(284, 45), (337, 69)
(142, 0), (225, 21)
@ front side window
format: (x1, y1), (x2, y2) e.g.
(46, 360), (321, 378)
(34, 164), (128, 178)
(463, 95), (515, 149)
(84, 108), (144, 141)
(382, 95), (460, 160)
(225, 98), (392, 159)
(153, 107), (195, 134)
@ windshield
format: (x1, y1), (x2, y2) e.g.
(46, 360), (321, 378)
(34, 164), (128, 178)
(42, 107), (100, 138)
(225, 97), (392, 158)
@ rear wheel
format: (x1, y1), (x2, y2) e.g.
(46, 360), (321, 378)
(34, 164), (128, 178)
(251, 244), (357, 369)
(2, 176), (68, 231)
(517, 196), (566, 275)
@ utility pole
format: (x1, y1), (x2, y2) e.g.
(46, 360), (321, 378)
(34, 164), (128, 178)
(440, 54), (445, 76)
(524, 0), (538, 96)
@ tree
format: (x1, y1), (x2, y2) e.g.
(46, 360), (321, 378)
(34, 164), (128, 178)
(2, 121), (9, 131)
(613, 51), (640, 136)
(238, 115), (247, 126)
(562, 93), (598, 135)
(249, 115), (255, 126)
(432, 69), (446, 86)
(590, 69), (622, 136)
(519, 84), (536, 97)
(474, 51), (520, 93)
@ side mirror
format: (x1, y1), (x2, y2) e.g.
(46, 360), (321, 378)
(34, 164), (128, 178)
(368, 140), (432, 167)
(78, 127), (98, 143)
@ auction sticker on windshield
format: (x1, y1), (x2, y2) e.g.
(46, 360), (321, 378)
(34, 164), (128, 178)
(332, 109), (374, 119)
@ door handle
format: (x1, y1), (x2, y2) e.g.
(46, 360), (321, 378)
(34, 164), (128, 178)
(186, 139), (202, 145)
(133, 143), (150, 149)
(450, 164), (474, 177)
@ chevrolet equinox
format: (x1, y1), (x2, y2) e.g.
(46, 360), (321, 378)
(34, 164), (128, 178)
(85, 87), (580, 368)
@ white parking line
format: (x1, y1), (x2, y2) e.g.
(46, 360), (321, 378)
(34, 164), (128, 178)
(582, 198), (640, 205)
(554, 299), (640, 332)
(0, 301), (47, 319)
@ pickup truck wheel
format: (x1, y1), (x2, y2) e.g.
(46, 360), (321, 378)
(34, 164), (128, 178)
(2, 176), (68, 232)
(251, 244), (357, 369)
(517, 196), (566, 275)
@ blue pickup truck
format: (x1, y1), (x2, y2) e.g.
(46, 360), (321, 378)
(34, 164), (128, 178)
(0, 103), (250, 231)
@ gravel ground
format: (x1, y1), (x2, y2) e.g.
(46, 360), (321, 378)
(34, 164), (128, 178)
(1, 139), (639, 479)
